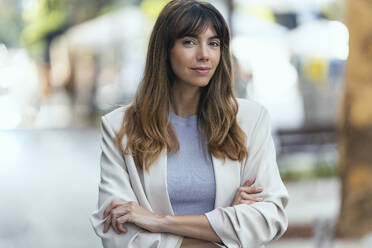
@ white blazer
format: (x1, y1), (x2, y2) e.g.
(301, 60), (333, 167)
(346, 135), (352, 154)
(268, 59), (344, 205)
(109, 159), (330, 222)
(90, 99), (289, 248)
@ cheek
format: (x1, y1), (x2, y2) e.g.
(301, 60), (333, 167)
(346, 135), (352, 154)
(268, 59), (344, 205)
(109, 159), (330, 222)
(211, 51), (221, 70)
(170, 50), (192, 73)
(170, 60), (183, 79)
(170, 51), (181, 71)
(215, 51), (221, 64)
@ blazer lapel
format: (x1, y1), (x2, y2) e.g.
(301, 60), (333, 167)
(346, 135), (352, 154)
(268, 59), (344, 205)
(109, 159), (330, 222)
(212, 155), (241, 208)
(142, 150), (175, 216)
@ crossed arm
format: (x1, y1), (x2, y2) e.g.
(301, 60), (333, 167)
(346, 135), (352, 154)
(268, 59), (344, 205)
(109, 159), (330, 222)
(102, 179), (262, 247)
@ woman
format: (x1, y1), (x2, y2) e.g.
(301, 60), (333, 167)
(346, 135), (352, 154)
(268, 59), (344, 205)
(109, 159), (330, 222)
(90, 0), (288, 247)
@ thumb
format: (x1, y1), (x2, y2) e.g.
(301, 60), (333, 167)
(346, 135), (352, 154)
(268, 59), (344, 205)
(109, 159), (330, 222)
(244, 178), (256, 186)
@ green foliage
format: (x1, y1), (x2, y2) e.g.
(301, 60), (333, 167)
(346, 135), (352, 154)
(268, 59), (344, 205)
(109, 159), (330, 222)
(21, 0), (118, 61)
(21, 0), (67, 60)
(280, 159), (338, 181)
(99, 1), (130, 16)
(22, 1), (66, 44)
(313, 160), (338, 178)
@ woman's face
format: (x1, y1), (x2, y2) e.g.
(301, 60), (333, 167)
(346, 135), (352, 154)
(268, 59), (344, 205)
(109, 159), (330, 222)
(170, 24), (221, 88)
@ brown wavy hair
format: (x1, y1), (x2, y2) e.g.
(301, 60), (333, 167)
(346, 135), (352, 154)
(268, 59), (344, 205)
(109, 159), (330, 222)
(117, 0), (248, 172)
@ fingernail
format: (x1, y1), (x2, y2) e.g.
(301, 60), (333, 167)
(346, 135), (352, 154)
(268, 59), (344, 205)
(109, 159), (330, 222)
(257, 187), (263, 191)
(258, 198), (263, 201)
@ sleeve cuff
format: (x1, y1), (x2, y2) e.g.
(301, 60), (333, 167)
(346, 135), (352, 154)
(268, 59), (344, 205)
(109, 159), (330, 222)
(205, 208), (236, 247)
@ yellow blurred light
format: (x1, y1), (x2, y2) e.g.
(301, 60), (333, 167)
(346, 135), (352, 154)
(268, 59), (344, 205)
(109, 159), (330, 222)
(141, 0), (172, 20)
(237, 4), (275, 22)
(303, 57), (329, 85)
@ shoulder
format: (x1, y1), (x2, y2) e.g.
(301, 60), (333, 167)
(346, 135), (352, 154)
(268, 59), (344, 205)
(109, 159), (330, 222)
(101, 104), (130, 133)
(236, 98), (269, 124)
(236, 98), (271, 137)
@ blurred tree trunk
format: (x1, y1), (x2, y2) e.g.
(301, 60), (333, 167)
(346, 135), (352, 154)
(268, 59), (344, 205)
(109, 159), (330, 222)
(336, 0), (372, 237)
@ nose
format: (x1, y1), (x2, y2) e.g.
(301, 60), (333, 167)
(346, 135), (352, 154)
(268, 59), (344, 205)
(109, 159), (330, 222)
(196, 43), (209, 61)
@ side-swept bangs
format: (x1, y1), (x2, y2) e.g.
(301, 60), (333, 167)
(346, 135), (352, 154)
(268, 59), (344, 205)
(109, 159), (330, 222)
(166, 2), (230, 49)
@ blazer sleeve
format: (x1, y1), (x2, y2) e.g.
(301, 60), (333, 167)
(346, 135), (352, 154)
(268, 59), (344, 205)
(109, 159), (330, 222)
(204, 107), (289, 248)
(90, 116), (183, 248)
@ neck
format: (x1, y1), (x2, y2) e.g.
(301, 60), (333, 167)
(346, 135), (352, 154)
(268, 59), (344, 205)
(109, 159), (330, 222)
(171, 81), (202, 118)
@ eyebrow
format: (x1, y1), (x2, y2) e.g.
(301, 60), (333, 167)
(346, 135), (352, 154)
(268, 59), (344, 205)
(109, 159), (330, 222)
(184, 34), (220, 40)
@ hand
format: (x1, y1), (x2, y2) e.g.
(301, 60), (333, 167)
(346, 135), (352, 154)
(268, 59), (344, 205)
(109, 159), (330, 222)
(103, 200), (163, 234)
(231, 178), (263, 206)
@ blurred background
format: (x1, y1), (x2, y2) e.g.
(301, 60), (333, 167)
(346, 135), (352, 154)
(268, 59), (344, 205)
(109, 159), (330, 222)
(0, 0), (371, 247)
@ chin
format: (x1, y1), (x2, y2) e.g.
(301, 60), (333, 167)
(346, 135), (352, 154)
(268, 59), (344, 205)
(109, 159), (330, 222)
(190, 77), (212, 87)
(176, 75), (212, 88)
(191, 81), (210, 88)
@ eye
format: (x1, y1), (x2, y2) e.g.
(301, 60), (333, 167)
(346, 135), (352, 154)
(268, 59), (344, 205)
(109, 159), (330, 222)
(209, 41), (220, 47)
(183, 40), (196, 46)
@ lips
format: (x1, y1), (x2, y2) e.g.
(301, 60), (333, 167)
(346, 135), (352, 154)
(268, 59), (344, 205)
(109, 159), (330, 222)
(191, 67), (211, 75)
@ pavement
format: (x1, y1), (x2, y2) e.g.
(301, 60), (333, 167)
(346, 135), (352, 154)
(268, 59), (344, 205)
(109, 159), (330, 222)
(0, 128), (366, 248)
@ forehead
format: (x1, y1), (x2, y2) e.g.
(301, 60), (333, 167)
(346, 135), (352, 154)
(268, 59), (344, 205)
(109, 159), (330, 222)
(184, 24), (218, 39)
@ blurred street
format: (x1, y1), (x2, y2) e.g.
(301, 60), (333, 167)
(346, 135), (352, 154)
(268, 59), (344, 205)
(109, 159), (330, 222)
(0, 128), (368, 247)
(0, 129), (101, 248)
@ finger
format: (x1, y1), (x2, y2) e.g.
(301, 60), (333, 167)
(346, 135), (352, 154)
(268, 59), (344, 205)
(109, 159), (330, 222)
(103, 215), (111, 233)
(117, 215), (129, 233)
(240, 192), (263, 201)
(240, 199), (256, 205)
(104, 200), (126, 218)
(111, 214), (120, 234)
(242, 193), (263, 202)
(250, 186), (263, 194)
(240, 186), (263, 194)
(117, 215), (130, 225)
(104, 202), (117, 218)
(104, 205), (114, 218)
(244, 178), (256, 186)
(109, 205), (130, 234)
(118, 223), (128, 233)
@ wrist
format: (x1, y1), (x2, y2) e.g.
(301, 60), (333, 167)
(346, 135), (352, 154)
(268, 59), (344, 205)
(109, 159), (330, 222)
(156, 214), (173, 233)
(154, 214), (170, 233)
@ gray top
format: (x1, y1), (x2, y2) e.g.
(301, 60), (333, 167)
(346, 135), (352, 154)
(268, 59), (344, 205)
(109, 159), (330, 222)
(167, 112), (216, 215)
